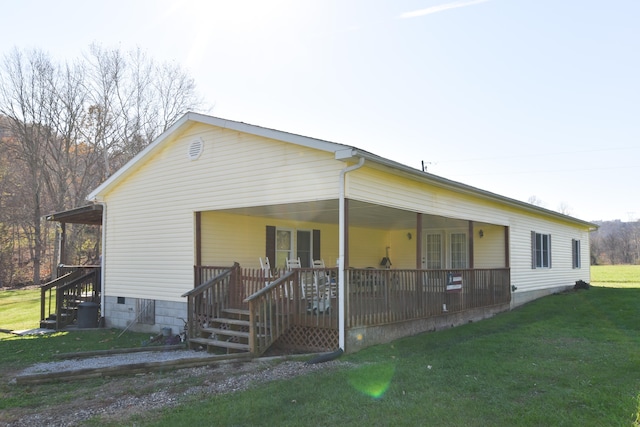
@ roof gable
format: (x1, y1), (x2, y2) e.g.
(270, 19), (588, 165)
(87, 112), (596, 230)
(87, 112), (349, 201)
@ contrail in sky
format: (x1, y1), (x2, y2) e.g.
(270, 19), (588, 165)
(399, 0), (491, 19)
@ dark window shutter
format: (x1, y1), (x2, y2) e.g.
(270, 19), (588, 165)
(313, 229), (321, 261)
(266, 226), (276, 267)
(548, 235), (552, 268)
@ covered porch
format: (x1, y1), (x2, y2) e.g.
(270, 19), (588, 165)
(187, 198), (511, 355)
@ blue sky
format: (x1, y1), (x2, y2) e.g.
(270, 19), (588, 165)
(3, 0), (639, 222)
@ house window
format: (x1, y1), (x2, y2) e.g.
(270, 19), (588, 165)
(450, 233), (467, 269)
(267, 227), (321, 269)
(426, 233), (442, 269)
(275, 229), (293, 269)
(532, 232), (552, 269)
(572, 239), (581, 269)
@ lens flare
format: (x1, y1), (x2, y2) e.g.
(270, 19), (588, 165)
(348, 362), (396, 399)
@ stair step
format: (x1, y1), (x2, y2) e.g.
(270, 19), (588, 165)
(210, 318), (250, 327)
(189, 337), (250, 352)
(202, 327), (250, 339)
(222, 308), (250, 318)
(40, 319), (57, 329)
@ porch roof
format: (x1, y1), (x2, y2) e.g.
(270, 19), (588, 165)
(46, 204), (103, 225)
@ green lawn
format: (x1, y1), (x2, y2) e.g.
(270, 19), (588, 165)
(0, 287), (41, 331)
(1, 266), (639, 426)
(143, 284), (640, 427)
(591, 264), (640, 287)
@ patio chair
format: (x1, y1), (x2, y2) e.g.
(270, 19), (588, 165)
(259, 257), (272, 286)
(286, 257), (302, 270)
(312, 259), (337, 298)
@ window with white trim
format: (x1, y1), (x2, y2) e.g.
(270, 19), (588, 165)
(572, 239), (581, 269)
(426, 233), (442, 269)
(532, 232), (551, 269)
(450, 232), (468, 269)
(275, 229), (293, 269)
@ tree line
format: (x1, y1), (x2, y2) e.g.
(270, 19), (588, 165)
(0, 45), (203, 287)
(590, 220), (640, 265)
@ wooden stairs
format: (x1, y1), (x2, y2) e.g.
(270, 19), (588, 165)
(188, 308), (257, 355)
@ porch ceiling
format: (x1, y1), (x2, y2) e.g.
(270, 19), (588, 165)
(219, 200), (460, 230)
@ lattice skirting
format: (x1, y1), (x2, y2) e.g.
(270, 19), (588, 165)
(274, 325), (339, 353)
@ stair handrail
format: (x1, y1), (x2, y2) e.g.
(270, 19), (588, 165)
(182, 263), (240, 342)
(245, 270), (297, 356)
(40, 269), (85, 325)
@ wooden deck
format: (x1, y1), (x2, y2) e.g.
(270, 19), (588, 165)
(187, 265), (510, 355)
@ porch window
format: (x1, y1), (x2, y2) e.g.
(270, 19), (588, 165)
(426, 233), (442, 269)
(275, 229), (293, 269)
(450, 232), (467, 269)
(572, 239), (581, 269)
(532, 232), (552, 269)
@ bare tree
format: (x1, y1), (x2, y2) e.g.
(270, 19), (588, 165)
(527, 195), (545, 207)
(0, 44), (204, 285)
(557, 202), (573, 216)
(0, 49), (59, 284)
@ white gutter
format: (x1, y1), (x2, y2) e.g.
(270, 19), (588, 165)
(338, 156), (365, 351)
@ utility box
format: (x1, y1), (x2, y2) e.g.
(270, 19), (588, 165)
(77, 302), (99, 328)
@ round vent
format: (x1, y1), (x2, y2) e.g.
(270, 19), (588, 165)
(187, 138), (204, 161)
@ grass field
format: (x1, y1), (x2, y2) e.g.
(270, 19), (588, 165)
(0, 287), (41, 332)
(1, 265), (639, 426)
(591, 264), (640, 287)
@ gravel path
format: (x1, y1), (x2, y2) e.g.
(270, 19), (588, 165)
(18, 349), (220, 375)
(3, 350), (350, 427)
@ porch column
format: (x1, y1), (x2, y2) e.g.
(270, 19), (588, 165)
(416, 213), (423, 269)
(195, 212), (202, 267)
(338, 156), (365, 352)
(468, 221), (475, 269)
(60, 222), (67, 266)
(504, 226), (510, 267)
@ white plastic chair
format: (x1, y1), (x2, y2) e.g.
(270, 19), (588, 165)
(259, 257), (273, 286)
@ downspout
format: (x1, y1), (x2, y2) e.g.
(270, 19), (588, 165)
(338, 156), (365, 351)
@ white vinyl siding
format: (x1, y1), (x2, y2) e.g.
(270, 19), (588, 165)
(101, 124), (344, 301)
(98, 119), (593, 303)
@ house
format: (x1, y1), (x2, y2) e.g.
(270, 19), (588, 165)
(52, 112), (596, 354)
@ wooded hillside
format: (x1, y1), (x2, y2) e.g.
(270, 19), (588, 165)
(591, 220), (640, 265)
(0, 45), (203, 287)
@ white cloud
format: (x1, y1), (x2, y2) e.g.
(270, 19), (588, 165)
(399, 0), (491, 19)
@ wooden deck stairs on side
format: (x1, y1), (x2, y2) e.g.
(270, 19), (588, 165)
(188, 308), (259, 355)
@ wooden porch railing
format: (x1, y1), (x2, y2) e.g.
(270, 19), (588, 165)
(40, 266), (101, 330)
(187, 265), (508, 354)
(346, 268), (510, 327)
(183, 263), (241, 340)
(244, 270), (296, 356)
(244, 267), (340, 355)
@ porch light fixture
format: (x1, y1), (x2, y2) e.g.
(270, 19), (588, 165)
(407, 232), (412, 240)
(478, 229), (484, 238)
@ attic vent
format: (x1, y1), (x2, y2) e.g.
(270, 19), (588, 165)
(188, 138), (204, 160)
